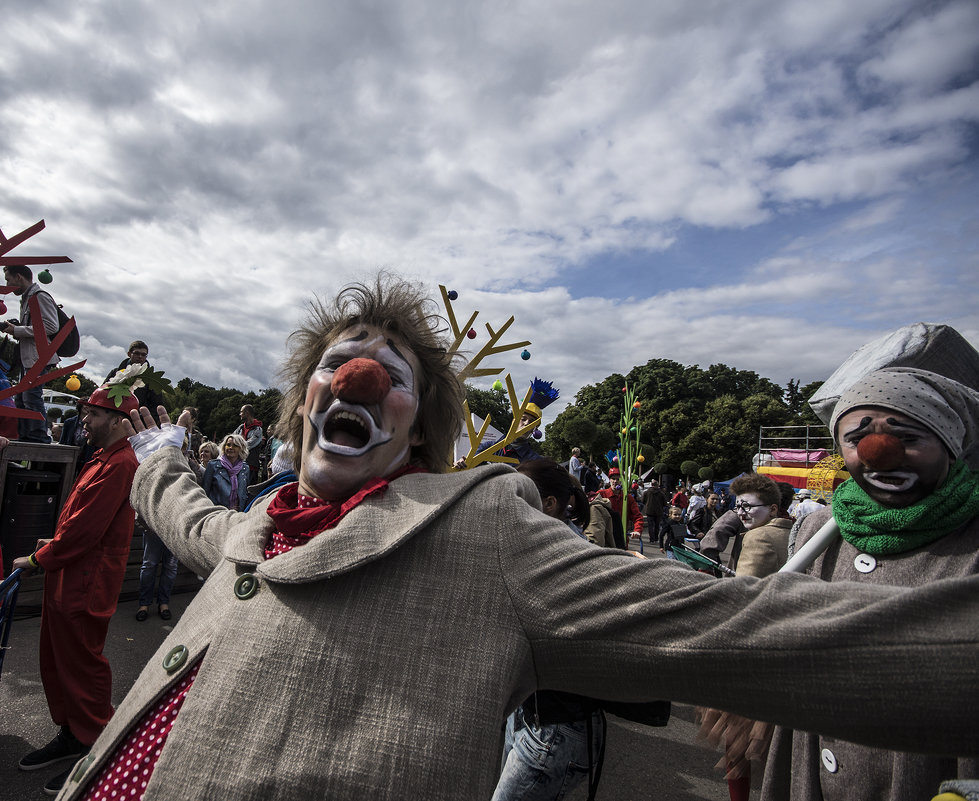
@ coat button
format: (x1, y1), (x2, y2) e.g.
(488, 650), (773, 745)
(854, 553), (877, 573)
(234, 572), (259, 600)
(163, 645), (189, 674)
(820, 747), (838, 773)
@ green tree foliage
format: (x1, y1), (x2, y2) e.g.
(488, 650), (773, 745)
(541, 406), (596, 460)
(789, 379), (825, 426)
(465, 385), (512, 434)
(170, 378), (282, 442)
(680, 460), (700, 478)
(546, 358), (823, 478)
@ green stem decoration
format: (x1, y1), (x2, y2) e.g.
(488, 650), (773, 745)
(618, 382), (642, 536)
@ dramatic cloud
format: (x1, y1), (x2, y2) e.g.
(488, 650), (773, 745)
(1, 0), (976, 423)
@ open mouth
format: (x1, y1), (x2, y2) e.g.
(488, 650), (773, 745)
(863, 470), (917, 493)
(310, 401), (390, 456)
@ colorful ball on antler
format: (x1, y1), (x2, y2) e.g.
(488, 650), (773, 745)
(492, 379), (504, 391)
(637, 454), (645, 463)
(633, 401), (641, 409)
(447, 290), (458, 300)
(622, 387), (627, 393)
(38, 269), (53, 284)
(520, 350), (530, 360)
(66, 375), (81, 392)
(532, 428), (542, 440)
(467, 328), (477, 339)
(0, 301), (6, 315)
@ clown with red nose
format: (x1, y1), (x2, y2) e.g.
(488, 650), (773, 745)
(763, 365), (979, 801)
(300, 327), (424, 502)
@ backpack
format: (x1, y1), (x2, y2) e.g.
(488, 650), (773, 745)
(53, 304), (80, 357)
(25, 291), (79, 358)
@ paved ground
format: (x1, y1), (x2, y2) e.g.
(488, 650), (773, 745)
(1, 534), (755, 800)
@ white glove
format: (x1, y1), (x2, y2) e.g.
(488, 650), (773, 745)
(129, 423), (186, 463)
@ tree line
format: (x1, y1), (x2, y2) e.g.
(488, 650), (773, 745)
(46, 356), (822, 475)
(469, 360), (823, 479)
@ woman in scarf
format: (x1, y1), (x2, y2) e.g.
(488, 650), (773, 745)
(202, 433), (250, 510)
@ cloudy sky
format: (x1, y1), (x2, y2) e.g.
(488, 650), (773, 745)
(2, 0), (977, 420)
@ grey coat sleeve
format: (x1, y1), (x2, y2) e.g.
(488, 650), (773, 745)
(495, 490), (979, 757)
(699, 509), (743, 561)
(131, 447), (256, 576)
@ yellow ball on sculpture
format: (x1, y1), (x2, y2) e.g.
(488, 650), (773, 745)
(66, 375), (81, 392)
(637, 454), (645, 463)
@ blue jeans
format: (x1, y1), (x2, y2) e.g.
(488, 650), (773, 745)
(15, 365), (53, 443)
(138, 528), (179, 606)
(492, 705), (604, 801)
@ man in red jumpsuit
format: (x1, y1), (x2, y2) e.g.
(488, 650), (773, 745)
(598, 467), (643, 537)
(12, 386), (139, 796)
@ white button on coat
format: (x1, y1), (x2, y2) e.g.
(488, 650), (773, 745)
(821, 748), (838, 773)
(854, 553), (877, 573)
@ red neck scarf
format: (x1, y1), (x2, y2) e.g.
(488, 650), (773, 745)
(263, 464), (427, 559)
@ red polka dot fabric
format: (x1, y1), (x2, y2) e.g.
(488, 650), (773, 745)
(81, 662), (200, 800)
(263, 492), (331, 558)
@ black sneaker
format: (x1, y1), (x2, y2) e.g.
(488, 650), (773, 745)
(43, 765), (76, 797)
(18, 728), (87, 771)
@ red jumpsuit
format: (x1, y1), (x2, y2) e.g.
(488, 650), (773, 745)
(597, 488), (643, 534)
(34, 436), (138, 745)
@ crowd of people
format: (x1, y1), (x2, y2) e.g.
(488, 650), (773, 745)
(0, 272), (976, 800)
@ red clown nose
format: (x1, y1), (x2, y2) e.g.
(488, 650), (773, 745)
(331, 358), (392, 405)
(856, 433), (905, 470)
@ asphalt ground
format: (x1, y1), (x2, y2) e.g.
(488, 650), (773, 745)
(1, 533), (748, 801)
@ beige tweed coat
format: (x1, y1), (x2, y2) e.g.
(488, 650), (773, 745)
(763, 506), (979, 801)
(58, 450), (979, 800)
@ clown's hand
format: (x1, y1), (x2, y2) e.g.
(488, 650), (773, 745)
(128, 405), (187, 463)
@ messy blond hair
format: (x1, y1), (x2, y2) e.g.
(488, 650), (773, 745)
(277, 274), (465, 472)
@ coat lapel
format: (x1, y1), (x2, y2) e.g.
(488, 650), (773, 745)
(224, 464), (513, 583)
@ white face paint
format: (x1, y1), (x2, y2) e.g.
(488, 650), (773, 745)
(298, 326), (423, 501)
(837, 408), (951, 508)
(734, 492), (776, 530)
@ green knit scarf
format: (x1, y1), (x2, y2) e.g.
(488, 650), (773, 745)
(832, 460), (979, 555)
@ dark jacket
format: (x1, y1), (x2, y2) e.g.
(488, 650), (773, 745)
(103, 359), (165, 419)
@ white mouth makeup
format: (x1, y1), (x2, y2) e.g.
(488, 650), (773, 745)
(863, 470), (917, 493)
(310, 400), (392, 456)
